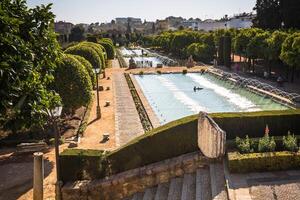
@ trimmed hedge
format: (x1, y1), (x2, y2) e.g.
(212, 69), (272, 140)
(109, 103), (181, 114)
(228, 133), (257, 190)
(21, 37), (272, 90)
(211, 110), (300, 139)
(80, 42), (106, 68)
(99, 39), (115, 59)
(55, 54), (92, 111)
(72, 55), (96, 88)
(107, 115), (199, 174)
(65, 45), (102, 69)
(227, 151), (300, 173)
(60, 109), (300, 181)
(60, 149), (108, 182)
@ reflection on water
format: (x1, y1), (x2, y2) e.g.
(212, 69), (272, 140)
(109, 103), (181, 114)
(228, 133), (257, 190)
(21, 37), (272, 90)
(134, 73), (289, 124)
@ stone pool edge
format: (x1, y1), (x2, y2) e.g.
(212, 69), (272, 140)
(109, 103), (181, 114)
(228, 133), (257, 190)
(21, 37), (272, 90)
(129, 74), (161, 128)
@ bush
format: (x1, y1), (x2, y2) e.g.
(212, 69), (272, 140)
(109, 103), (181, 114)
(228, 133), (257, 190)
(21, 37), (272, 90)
(157, 70), (162, 74)
(55, 54), (92, 112)
(65, 44), (102, 69)
(99, 38), (115, 59)
(258, 135), (276, 152)
(235, 135), (253, 153)
(107, 115), (198, 174)
(182, 69), (188, 74)
(80, 42), (106, 68)
(139, 71), (144, 75)
(283, 132), (298, 152)
(212, 110), (300, 139)
(228, 151), (300, 173)
(72, 55), (96, 88)
(60, 149), (108, 182)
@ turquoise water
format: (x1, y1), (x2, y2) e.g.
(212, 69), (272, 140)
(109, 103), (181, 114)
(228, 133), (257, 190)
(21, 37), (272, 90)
(134, 73), (289, 124)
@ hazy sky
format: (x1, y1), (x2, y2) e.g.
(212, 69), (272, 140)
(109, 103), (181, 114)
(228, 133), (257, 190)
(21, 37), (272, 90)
(28, 0), (256, 24)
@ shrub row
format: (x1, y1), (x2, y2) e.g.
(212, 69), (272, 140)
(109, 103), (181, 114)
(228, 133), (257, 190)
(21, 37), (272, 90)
(60, 149), (108, 181)
(98, 38), (115, 59)
(72, 55), (96, 88)
(55, 54), (92, 112)
(211, 110), (300, 139)
(235, 133), (299, 154)
(60, 109), (300, 181)
(124, 73), (152, 132)
(227, 151), (300, 173)
(65, 43), (102, 69)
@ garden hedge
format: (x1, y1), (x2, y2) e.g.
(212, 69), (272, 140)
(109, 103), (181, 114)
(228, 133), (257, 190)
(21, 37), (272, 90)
(65, 44), (102, 69)
(72, 55), (96, 88)
(55, 54), (92, 111)
(227, 151), (300, 173)
(80, 42), (106, 68)
(99, 39), (115, 59)
(59, 109), (300, 181)
(211, 109), (300, 139)
(60, 149), (108, 181)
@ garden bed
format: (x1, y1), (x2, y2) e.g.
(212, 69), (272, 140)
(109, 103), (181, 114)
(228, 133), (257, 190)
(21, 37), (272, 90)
(228, 151), (300, 173)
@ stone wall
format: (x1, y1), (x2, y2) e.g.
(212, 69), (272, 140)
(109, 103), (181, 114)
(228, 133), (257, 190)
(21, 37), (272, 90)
(62, 151), (210, 200)
(198, 112), (226, 158)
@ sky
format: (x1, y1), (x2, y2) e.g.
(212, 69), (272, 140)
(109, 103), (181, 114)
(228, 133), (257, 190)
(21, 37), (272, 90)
(27, 0), (256, 24)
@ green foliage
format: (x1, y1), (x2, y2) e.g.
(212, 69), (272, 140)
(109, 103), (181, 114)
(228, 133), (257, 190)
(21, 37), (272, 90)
(139, 71), (144, 75)
(280, 32), (300, 69)
(187, 42), (214, 63)
(258, 135), (276, 152)
(266, 31), (288, 61)
(69, 25), (85, 42)
(212, 109), (300, 139)
(65, 44), (102, 69)
(72, 55), (96, 88)
(228, 151), (300, 173)
(80, 42), (106, 68)
(157, 70), (162, 74)
(223, 36), (232, 68)
(235, 135), (253, 153)
(253, 0), (300, 29)
(60, 149), (108, 181)
(99, 38), (115, 59)
(182, 69), (188, 74)
(0, 0), (61, 131)
(107, 114), (198, 174)
(253, 0), (282, 29)
(60, 110), (300, 179)
(54, 54), (92, 112)
(283, 132), (298, 152)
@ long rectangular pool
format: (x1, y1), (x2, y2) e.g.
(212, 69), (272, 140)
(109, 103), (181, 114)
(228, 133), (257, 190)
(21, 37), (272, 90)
(134, 73), (289, 124)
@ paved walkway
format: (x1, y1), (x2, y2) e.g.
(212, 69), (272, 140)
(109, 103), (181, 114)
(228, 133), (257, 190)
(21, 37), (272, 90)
(113, 72), (144, 147)
(226, 167), (300, 200)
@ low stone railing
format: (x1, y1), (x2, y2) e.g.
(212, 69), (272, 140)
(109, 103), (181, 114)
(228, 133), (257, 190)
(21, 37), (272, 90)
(198, 112), (226, 158)
(62, 151), (211, 200)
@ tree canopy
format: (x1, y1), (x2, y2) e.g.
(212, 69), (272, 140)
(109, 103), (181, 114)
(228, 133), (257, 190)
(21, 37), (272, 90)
(0, 0), (61, 131)
(69, 25), (86, 42)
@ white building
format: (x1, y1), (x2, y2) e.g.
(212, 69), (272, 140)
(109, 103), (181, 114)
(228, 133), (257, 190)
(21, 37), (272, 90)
(196, 15), (254, 31)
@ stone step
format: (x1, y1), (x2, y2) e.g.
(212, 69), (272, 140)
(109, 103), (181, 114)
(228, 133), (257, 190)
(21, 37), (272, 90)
(143, 187), (157, 200)
(154, 182), (169, 200)
(209, 163), (228, 200)
(181, 173), (196, 200)
(196, 167), (212, 200)
(132, 192), (145, 200)
(167, 177), (183, 200)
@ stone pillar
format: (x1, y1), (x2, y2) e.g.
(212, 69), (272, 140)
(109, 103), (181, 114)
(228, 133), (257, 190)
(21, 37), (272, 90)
(33, 152), (44, 200)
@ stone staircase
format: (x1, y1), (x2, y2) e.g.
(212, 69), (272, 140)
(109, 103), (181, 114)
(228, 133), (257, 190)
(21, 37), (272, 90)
(122, 163), (227, 200)
(62, 152), (228, 200)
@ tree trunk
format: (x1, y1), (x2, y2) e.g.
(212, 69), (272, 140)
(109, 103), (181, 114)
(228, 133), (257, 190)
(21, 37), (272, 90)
(239, 55), (242, 62)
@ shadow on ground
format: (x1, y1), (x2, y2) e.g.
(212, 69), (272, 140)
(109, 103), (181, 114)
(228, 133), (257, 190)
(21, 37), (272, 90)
(0, 150), (54, 200)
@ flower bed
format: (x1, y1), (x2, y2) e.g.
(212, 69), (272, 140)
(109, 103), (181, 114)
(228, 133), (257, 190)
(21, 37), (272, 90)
(227, 151), (300, 173)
